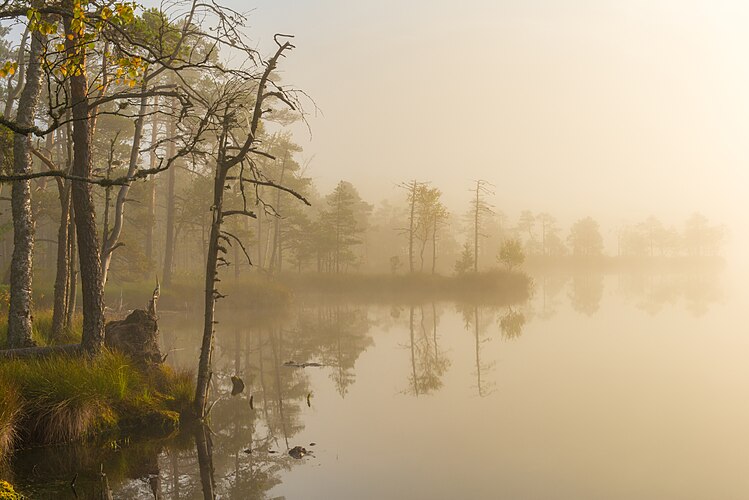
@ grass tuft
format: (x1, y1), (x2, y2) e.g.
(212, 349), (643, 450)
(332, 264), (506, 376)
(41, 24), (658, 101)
(0, 350), (194, 460)
(0, 308), (83, 348)
(0, 385), (20, 462)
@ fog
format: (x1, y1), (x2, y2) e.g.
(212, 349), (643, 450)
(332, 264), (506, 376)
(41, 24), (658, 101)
(242, 0), (748, 260)
(1, 1), (748, 498)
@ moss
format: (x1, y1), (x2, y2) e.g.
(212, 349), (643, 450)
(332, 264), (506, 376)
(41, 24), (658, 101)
(142, 410), (180, 434)
(0, 480), (22, 500)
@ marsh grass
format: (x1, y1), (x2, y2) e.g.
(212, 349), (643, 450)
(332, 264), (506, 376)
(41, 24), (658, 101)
(0, 309), (83, 347)
(104, 275), (293, 312)
(0, 351), (193, 460)
(0, 386), (20, 462)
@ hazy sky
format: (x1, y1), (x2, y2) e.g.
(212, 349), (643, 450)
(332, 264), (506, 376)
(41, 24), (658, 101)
(134, 0), (743, 269)
(232, 1), (747, 230)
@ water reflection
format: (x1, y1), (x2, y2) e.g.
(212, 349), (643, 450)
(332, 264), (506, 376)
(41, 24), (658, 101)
(294, 306), (373, 397)
(4, 269), (729, 498)
(455, 305), (497, 397)
(499, 307), (525, 341)
(404, 305), (450, 396)
(616, 272), (723, 317)
(569, 273), (605, 316)
(537, 274), (567, 319)
(530, 269), (724, 319)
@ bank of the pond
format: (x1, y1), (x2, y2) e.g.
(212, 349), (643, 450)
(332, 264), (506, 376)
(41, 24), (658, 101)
(0, 350), (193, 462)
(103, 270), (533, 310)
(279, 270), (533, 305)
(105, 277), (293, 311)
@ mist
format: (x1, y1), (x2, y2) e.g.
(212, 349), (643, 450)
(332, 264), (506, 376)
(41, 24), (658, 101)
(244, 0), (748, 256)
(0, 1), (745, 499)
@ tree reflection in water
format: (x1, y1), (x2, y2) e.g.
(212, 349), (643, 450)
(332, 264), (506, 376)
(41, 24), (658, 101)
(499, 307), (526, 341)
(5, 304), (378, 498)
(456, 305), (497, 397)
(616, 271), (723, 317)
(5, 271), (721, 497)
(569, 273), (604, 316)
(403, 304), (450, 396)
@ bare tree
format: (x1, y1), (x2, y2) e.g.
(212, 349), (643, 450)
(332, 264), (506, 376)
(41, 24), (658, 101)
(398, 180), (427, 273)
(194, 35), (309, 419)
(470, 180), (494, 272)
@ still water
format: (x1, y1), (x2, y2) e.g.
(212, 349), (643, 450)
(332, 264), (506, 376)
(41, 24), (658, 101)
(10, 269), (749, 499)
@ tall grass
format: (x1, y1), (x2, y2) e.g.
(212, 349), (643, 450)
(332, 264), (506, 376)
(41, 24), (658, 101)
(0, 351), (193, 459)
(0, 309), (83, 347)
(0, 385), (20, 461)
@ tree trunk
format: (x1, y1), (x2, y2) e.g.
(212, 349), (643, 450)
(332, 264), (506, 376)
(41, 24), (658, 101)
(256, 204), (264, 268)
(473, 183), (479, 273)
(162, 113), (177, 286)
(194, 158), (227, 418)
(65, 8), (105, 354)
(474, 307), (482, 396)
(65, 214), (78, 328)
(65, 213), (77, 330)
(145, 102), (159, 272)
(194, 40), (292, 418)
(101, 85), (149, 285)
(268, 156), (286, 272)
(431, 218), (437, 274)
(195, 424), (216, 500)
(7, 29), (45, 348)
(51, 181), (71, 339)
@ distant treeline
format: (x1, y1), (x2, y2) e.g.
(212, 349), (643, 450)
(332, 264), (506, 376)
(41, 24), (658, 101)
(0, 125), (724, 282)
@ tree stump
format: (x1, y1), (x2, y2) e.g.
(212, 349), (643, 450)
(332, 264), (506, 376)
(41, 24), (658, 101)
(104, 310), (162, 366)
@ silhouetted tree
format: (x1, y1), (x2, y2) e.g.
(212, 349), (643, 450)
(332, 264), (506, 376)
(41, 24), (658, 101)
(498, 238), (524, 270)
(468, 180), (494, 272)
(568, 217), (604, 257)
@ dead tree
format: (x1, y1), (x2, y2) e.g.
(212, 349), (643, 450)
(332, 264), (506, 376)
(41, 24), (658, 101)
(398, 180), (427, 274)
(470, 180), (494, 272)
(194, 35), (309, 419)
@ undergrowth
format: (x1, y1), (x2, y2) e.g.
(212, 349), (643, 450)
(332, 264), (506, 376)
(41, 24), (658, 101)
(0, 309), (83, 348)
(0, 351), (193, 461)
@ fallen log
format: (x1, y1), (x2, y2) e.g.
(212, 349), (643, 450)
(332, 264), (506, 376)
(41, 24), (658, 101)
(0, 343), (82, 360)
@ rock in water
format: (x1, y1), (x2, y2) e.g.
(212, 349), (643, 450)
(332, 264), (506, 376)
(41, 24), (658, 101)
(231, 375), (245, 396)
(105, 309), (162, 366)
(288, 446), (308, 459)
